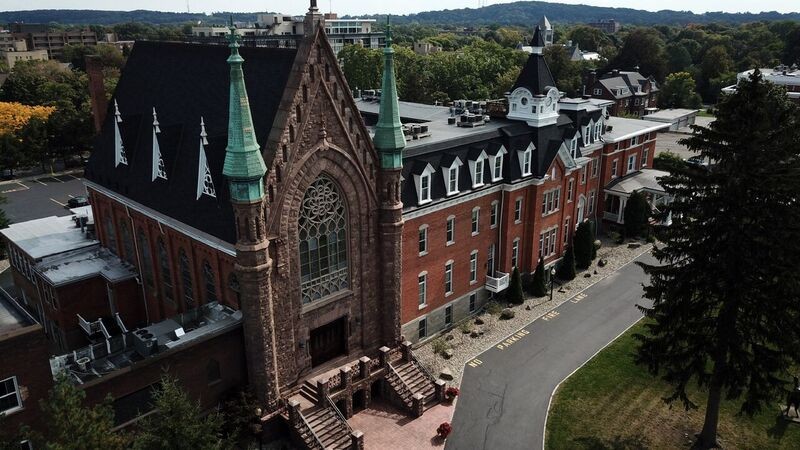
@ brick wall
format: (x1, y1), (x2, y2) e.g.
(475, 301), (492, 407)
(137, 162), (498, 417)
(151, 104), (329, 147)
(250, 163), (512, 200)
(0, 325), (53, 434)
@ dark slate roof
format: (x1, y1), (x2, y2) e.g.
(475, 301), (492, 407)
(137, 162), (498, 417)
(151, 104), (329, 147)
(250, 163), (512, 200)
(530, 25), (545, 47)
(85, 41), (298, 244)
(597, 70), (658, 98)
(512, 52), (557, 96)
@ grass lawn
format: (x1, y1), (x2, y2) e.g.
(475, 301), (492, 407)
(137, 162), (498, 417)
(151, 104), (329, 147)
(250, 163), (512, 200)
(545, 321), (800, 450)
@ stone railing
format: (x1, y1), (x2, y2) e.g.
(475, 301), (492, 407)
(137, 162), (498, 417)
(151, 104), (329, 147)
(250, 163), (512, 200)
(287, 400), (324, 450)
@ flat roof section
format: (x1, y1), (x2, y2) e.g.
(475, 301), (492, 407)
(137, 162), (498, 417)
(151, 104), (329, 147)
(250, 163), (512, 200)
(604, 116), (670, 143)
(36, 247), (136, 286)
(643, 109), (699, 122)
(0, 295), (33, 335)
(0, 215), (98, 260)
(605, 169), (670, 195)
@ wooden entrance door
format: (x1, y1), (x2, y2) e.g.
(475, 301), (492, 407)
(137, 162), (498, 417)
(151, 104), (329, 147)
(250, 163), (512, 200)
(310, 317), (346, 367)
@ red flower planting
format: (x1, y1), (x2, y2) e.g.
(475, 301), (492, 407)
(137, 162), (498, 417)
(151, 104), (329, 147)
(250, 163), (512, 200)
(445, 387), (460, 400)
(437, 422), (452, 439)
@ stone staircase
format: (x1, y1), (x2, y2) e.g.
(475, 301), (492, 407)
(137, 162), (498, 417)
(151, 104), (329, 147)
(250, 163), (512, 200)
(298, 406), (353, 450)
(386, 359), (437, 412)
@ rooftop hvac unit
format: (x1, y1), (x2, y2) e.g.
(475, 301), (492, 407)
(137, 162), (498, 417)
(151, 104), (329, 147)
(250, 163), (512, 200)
(76, 357), (90, 371)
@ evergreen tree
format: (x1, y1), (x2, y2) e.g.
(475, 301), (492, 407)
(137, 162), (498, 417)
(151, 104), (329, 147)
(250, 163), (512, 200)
(37, 372), (128, 450)
(636, 71), (800, 449)
(506, 267), (524, 305)
(132, 375), (228, 450)
(590, 221), (598, 260)
(573, 221), (593, 269)
(556, 243), (576, 281)
(623, 190), (650, 238)
(530, 258), (548, 297)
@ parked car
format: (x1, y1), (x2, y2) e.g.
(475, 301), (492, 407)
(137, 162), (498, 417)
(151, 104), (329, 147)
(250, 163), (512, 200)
(67, 196), (89, 208)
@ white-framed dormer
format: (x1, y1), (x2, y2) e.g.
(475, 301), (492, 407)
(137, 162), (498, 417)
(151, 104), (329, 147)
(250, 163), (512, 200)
(489, 145), (507, 182)
(506, 86), (560, 127)
(593, 119), (603, 141)
(583, 119), (592, 145)
(569, 135), (578, 159)
(469, 150), (488, 188)
(518, 143), (534, 177)
(414, 163), (435, 205)
(441, 156), (463, 197)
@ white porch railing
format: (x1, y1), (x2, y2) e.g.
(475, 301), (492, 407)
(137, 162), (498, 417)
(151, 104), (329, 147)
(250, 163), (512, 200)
(486, 272), (510, 293)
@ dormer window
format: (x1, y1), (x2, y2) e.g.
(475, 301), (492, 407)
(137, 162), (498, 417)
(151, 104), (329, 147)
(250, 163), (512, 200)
(570, 136), (578, 159)
(594, 121), (602, 141)
(414, 164), (435, 205)
(584, 125), (591, 145)
(441, 157), (463, 196)
(489, 146), (507, 182)
(518, 144), (533, 177)
(469, 151), (488, 188)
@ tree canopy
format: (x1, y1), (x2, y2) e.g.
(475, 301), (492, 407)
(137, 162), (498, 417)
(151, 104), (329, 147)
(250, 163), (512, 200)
(658, 72), (702, 109)
(636, 71), (800, 449)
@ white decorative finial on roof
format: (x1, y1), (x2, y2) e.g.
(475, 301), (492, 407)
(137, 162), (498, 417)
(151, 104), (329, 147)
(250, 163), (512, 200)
(200, 116), (208, 145)
(114, 99), (122, 123)
(197, 116), (215, 199)
(152, 107), (161, 134)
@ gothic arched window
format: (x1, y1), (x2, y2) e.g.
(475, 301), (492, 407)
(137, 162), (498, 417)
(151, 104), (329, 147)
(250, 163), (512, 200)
(137, 229), (153, 287)
(179, 249), (194, 309)
(228, 273), (241, 308)
(203, 261), (218, 303)
(105, 217), (118, 254)
(157, 238), (174, 304)
(119, 221), (134, 265)
(298, 176), (348, 304)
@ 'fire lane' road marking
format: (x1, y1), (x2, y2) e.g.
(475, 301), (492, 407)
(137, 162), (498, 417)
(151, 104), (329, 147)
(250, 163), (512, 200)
(495, 329), (531, 351)
(570, 293), (588, 304)
(542, 311), (560, 321)
(467, 358), (483, 368)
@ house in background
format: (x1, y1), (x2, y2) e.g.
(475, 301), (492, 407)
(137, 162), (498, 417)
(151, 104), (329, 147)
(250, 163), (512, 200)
(584, 68), (659, 117)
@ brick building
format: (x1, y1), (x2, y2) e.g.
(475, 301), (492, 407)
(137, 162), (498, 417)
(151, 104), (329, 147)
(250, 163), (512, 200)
(0, 5), (670, 447)
(585, 69), (659, 117)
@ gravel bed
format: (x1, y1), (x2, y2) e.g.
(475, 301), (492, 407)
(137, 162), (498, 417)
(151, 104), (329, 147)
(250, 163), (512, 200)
(415, 237), (654, 386)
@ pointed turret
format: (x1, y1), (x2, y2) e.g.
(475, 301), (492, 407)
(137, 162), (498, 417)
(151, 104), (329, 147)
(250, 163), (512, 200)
(530, 25), (545, 54)
(373, 17), (405, 170)
(222, 19), (267, 203)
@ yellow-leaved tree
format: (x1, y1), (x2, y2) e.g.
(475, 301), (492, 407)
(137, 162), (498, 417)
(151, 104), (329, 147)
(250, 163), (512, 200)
(0, 101), (55, 136)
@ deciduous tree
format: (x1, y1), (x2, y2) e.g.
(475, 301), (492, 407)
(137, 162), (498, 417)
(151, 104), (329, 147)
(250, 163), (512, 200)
(659, 72), (702, 109)
(636, 71), (800, 449)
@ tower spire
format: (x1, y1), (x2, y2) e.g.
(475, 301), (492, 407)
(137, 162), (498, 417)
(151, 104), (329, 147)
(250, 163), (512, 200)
(372, 16), (405, 170)
(222, 16), (267, 202)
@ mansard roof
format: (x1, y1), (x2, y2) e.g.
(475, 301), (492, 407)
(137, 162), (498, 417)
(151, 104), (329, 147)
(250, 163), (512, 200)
(85, 41), (297, 244)
(530, 26), (545, 47)
(512, 49), (557, 96)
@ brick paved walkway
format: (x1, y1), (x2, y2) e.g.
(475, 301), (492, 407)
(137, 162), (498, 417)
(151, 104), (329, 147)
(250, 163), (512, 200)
(347, 400), (457, 449)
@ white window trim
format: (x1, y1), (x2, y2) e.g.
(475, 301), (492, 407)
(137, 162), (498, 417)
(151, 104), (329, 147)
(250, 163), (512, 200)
(567, 178), (574, 202)
(441, 157), (463, 196)
(641, 148), (649, 167)
(611, 159), (618, 178)
(469, 151), (488, 188)
(444, 260), (454, 296)
(514, 197), (523, 224)
(418, 271), (428, 309)
(511, 238), (520, 268)
(0, 376), (23, 415)
(446, 215), (456, 246)
(489, 146), (507, 182)
(469, 250), (479, 284)
(418, 224), (428, 256)
(490, 201), (499, 229)
(570, 136), (578, 159)
(627, 154), (637, 174)
(471, 207), (480, 236)
(518, 143), (534, 177)
(414, 164), (435, 205)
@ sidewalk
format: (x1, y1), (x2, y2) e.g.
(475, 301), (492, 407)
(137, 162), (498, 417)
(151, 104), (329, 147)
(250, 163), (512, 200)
(347, 400), (456, 449)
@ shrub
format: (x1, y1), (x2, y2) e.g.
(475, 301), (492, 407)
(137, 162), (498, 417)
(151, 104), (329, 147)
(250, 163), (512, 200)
(486, 302), (502, 315)
(557, 243), (576, 281)
(507, 267), (524, 305)
(623, 190), (650, 238)
(529, 258), (547, 297)
(458, 321), (472, 334)
(431, 338), (450, 356)
(574, 221), (593, 270)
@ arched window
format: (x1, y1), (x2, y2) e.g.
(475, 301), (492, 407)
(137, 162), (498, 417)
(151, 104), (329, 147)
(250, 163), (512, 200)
(203, 261), (218, 303)
(157, 238), (174, 304)
(228, 273), (241, 308)
(298, 176), (348, 304)
(179, 249), (194, 309)
(104, 217), (118, 254)
(119, 221), (134, 265)
(137, 229), (153, 287)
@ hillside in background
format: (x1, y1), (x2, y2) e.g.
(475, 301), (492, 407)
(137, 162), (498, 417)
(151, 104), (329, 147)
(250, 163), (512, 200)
(1, 2), (799, 27)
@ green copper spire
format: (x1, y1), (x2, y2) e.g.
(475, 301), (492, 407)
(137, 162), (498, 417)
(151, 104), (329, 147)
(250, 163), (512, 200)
(222, 17), (268, 203)
(372, 16), (405, 170)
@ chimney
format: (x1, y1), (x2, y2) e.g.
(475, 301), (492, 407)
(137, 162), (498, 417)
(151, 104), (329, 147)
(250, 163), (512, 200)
(612, 69), (620, 76)
(584, 70), (597, 96)
(85, 56), (108, 134)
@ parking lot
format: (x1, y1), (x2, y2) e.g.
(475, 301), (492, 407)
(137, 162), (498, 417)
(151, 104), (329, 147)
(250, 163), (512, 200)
(0, 173), (88, 223)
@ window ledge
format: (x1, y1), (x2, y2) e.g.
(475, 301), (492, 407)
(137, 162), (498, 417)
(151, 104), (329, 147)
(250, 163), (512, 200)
(301, 289), (352, 315)
(470, 280), (477, 286)
(418, 303), (428, 310)
(418, 199), (432, 206)
(446, 191), (459, 197)
(446, 241), (455, 247)
(514, 220), (522, 225)
(490, 224), (497, 229)
(419, 251), (428, 257)
(445, 291), (453, 297)
(472, 183), (485, 189)
(0, 406), (23, 416)
(471, 232), (479, 237)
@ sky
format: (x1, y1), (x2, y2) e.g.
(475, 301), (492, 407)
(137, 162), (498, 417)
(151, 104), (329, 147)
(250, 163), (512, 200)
(0, 0), (797, 15)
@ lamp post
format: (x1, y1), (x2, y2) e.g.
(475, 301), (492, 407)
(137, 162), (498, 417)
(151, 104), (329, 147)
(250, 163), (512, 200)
(550, 267), (556, 301)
